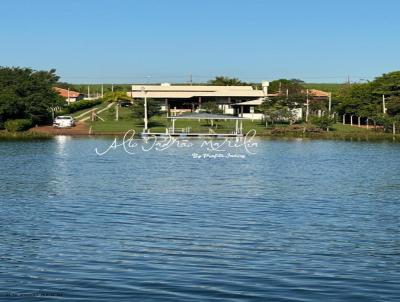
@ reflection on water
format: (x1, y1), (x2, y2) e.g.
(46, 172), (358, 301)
(0, 138), (399, 301)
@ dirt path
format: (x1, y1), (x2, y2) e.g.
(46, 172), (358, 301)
(79, 102), (115, 122)
(29, 102), (117, 136)
(30, 122), (90, 135)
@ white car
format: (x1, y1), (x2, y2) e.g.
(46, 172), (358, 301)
(53, 116), (75, 128)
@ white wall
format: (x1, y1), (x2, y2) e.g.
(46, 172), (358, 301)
(66, 97), (78, 103)
(240, 108), (302, 121)
(242, 113), (265, 120)
(219, 104), (234, 115)
(292, 108), (302, 120)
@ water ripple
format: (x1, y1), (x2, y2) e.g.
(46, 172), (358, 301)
(0, 139), (399, 301)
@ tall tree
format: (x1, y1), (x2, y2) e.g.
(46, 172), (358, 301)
(371, 71), (400, 96)
(386, 96), (400, 116)
(336, 83), (378, 116)
(0, 67), (63, 127)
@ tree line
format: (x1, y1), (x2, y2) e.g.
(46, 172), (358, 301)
(335, 72), (400, 132)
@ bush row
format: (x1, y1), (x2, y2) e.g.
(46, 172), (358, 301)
(59, 99), (102, 114)
(5, 119), (33, 132)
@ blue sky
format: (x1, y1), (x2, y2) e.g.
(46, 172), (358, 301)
(0, 0), (399, 83)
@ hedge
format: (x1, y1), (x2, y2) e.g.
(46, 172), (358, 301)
(60, 99), (102, 114)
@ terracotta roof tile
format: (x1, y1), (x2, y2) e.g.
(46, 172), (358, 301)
(54, 87), (81, 98)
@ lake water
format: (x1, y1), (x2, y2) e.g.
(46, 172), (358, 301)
(0, 137), (399, 301)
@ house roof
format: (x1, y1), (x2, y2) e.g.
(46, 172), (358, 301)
(231, 98), (265, 106)
(308, 89), (330, 97)
(129, 84), (330, 100)
(54, 87), (81, 98)
(130, 84), (272, 99)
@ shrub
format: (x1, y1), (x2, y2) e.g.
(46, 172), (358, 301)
(311, 116), (335, 130)
(5, 119), (33, 132)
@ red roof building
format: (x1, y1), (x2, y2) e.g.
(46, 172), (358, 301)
(54, 87), (83, 102)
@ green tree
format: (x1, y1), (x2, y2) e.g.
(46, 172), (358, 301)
(375, 113), (393, 132)
(208, 76), (245, 86)
(335, 71), (400, 130)
(268, 79), (304, 95)
(336, 83), (379, 116)
(260, 98), (296, 126)
(386, 96), (400, 116)
(201, 102), (222, 114)
(0, 67), (63, 127)
(311, 116), (335, 131)
(102, 91), (131, 103)
(132, 99), (161, 121)
(371, 71), (400, 96)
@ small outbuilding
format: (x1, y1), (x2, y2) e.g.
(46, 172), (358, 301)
(54, 87), (83, 103)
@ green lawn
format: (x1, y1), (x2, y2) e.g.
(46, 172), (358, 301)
(332, 123), (378, 133)
(85, 106), (399, 141)
(88, 107), (269, 133)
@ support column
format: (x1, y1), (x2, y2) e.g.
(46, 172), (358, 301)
(350, 115), (353, 126)
(172, 119), (175, 134)
(358, 116), (361, 127)
(343, 114), (345, 125)
(165, 98), (169, 117)
(235, 119), (239, 134)
(383, 95), (386, 114)
(328, 92), (332, 116)
(306, 89), (310, 122)
(241, 106), (244, 118)
(198, 97), (202, 109)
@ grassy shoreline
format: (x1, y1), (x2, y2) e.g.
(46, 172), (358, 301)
(0, 130), (52, 140)
(2, 128), (398, 143)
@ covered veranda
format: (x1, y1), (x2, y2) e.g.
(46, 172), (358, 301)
(143, 113), (245, 137)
